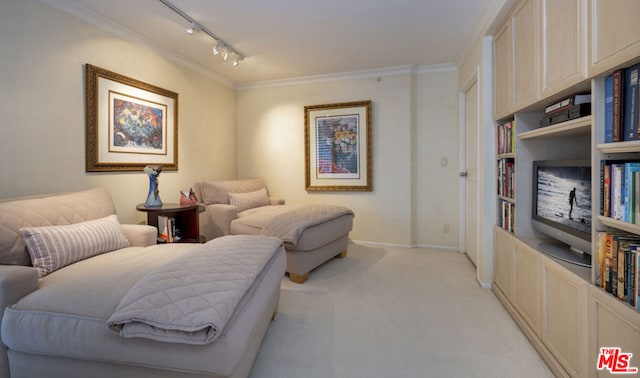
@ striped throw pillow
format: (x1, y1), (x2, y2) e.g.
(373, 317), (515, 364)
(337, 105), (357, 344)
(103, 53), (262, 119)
(228, 188), (270, 212)
(19, 214), (130, 277)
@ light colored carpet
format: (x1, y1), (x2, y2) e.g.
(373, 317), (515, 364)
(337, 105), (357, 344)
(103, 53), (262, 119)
(250, 243), (553, 378)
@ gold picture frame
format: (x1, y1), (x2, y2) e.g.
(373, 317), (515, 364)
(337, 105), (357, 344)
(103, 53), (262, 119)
(85, 64), (178, 172)
(304, 100), (372, 191)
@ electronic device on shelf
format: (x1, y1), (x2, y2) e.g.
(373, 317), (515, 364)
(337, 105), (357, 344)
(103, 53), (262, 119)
(532, 160), (592, 267)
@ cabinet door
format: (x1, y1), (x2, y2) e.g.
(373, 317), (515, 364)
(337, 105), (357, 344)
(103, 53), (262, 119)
(541, 258), (588, 377)
(512, 0), (539, 110)
(589, 0), (640, 77)
(588, 287), (640, 377)
(514, 240), (542, 334)
(494, 226), (516, 300)
(494, 21), (512, 120)
(540, 0), (587, 97)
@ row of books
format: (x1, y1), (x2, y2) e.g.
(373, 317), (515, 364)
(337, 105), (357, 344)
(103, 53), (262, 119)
(595, 231), (640, 310)
(539, 93), (591, 127)
(498, 199), (515, 233)
(497, 120), (515, 155)
(604, 63), (640, 142)
(497, 158), (515, 199)
(158, 215), (181, 243)
(601, 160), (640, 224)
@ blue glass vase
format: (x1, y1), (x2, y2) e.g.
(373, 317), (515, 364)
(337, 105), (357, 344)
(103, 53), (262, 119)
(144, 174), (162, 208)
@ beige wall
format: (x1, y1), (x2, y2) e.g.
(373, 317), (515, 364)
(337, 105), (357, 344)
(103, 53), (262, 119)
(0, 1), (461, 247)
(415, 70), (459, 247)
(236, 69), (459, 247)
(0, 0), (237, 224)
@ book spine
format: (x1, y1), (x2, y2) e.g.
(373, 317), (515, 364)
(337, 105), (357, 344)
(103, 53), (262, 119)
(595, 230), (606, 287)
(612, 236), (619, 296)
(605, 163), (611, 217)
(624, 65), (639, 141)
(637, 251), (640, 310)
(545, 97), (572, 113)
(613, 69), (625, 142)
(618, 246), (626, 300)
(605, 75), (614, 143)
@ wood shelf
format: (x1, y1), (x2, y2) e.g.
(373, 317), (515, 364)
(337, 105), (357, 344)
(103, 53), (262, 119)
(597, 140), (640, 154)
(498, 195), (516, 203)
(597, 215), (640, 235)
(518, 115), (591, 140)
(497, 153), (515, 159)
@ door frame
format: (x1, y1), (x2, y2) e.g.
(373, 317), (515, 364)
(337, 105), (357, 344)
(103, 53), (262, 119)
(458, 68), (480, 257)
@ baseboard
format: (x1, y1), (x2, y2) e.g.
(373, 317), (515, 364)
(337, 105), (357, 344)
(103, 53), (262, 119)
(350, 239), (458, 251)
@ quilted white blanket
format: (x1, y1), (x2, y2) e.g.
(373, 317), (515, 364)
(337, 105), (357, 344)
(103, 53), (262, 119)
(107, 235), (283, 345)
(260, 204), (354, 247)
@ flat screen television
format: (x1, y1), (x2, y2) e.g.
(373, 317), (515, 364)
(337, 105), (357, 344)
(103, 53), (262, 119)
(532, 160), (592, 267)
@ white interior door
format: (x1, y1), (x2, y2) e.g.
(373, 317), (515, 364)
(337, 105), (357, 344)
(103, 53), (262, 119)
(462, 78), (480, 267)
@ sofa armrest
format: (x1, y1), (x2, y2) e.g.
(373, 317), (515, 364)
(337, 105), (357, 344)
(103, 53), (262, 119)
(269, 197), (285, 205)
(121, 224), (157, 247)
(0, 265), (39, 378)
(199, 204), (238, 241)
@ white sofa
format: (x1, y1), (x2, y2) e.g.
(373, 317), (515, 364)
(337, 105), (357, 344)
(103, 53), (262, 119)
(0, 188), (286, 378)
(197, 178), (354, 283)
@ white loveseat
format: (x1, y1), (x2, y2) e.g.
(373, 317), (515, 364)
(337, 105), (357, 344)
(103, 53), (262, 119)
(0, 188), (286, 378)
(197, 178), (354, 283)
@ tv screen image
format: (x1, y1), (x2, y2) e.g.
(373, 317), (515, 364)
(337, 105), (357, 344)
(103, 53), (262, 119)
(536, 166), (591, 234)
(532, 160), (592, 267)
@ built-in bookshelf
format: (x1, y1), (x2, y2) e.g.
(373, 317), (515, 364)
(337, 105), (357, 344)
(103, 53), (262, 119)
(593, 62), (640, 312)
(491, 1), (640, 375)
(497, 119), (515, 232)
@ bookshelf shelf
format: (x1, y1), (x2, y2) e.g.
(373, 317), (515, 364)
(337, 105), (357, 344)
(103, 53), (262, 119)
(497, 152), (516, 159)
(597, 140), (640, 154)
(518, 115), (591, 140)
(498, 195), (516, 203)
(597, 215), (640, 236)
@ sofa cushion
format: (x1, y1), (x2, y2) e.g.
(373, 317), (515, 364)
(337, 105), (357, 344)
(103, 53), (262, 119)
(201, 178), (266, 205)
(228, 188), (270, 212)
(19, 215), (129, 277)
(0, 188), (116, 266)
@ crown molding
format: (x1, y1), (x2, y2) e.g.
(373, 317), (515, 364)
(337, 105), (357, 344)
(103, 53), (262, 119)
(40, 0), (234, 88)
(236, 63), (457, 90)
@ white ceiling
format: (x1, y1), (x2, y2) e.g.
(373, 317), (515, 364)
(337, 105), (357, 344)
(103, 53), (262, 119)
(44, 0), (507, 86)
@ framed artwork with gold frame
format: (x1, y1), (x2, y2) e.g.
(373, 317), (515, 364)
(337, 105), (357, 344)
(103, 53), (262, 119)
(85, 64), (178, 172)
(304, 100), (372, 191)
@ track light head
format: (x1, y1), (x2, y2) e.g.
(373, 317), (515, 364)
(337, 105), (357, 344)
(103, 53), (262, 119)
(233, 55), (244, 67)
(221, 46), (230, 61)
(185, 22), (200, 35)
(212, 40), (222, 55)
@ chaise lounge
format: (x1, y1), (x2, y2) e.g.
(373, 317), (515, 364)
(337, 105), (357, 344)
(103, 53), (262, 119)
(197, 178), (354, 283)
(0, 188), (286, 378)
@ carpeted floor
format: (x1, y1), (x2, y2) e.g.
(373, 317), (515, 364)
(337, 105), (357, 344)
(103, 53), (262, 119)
(249, 243), (553, 378)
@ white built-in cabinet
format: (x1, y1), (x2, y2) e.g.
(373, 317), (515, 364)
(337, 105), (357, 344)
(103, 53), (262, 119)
(492, 0), (640, 377)
(588, 0), (640, 77)
(493, 0), (587, 120)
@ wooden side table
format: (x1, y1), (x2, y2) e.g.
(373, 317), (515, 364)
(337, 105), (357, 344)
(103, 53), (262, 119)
(136, 203), (205, 243)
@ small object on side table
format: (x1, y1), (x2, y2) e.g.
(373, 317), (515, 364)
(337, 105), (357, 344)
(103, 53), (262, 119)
(143, 165), (163, 208)
(136, 203), (205, 243)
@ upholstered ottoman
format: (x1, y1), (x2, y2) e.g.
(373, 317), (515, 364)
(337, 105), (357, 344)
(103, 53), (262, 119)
(197, 178), (354, 283)
(231, 204), (353, 283)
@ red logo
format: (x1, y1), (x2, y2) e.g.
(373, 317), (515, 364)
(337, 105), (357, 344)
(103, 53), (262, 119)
(598, 347), (638, 374)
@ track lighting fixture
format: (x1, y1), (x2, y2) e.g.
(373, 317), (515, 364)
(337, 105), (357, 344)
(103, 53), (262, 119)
(159, 0), (245, 67)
